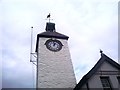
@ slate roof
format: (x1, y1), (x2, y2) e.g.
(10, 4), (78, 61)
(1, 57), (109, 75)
(35, 31), (69, 52)
(74, 53), (120, 90)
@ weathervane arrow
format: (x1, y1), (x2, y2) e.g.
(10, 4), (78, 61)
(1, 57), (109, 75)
(47, 13), (50, 18)
(47, 13), (52, 22)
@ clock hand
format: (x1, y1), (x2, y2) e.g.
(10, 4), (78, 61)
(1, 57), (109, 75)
(53, 42), (56, 46)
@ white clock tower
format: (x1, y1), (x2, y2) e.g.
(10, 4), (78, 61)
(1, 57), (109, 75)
(35, 21), (76, 88)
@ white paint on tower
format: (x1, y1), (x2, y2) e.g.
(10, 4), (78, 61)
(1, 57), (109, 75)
(36, 37), (76, 88)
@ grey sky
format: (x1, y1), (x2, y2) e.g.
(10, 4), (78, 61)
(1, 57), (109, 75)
(1, 0), (119, 89)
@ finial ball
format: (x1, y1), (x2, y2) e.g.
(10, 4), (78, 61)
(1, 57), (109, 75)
(100, 49), (103, 54)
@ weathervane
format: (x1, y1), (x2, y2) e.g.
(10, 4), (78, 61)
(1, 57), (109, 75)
(47, 13), (53, 22)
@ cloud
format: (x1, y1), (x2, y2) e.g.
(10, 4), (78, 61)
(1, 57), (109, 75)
(1, 0), (118, 88)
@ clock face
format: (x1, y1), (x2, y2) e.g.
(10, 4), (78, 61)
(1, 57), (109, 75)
(45, 39), (63, 52)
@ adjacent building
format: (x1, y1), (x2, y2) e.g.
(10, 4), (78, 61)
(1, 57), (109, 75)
(74, 52), (120, 90)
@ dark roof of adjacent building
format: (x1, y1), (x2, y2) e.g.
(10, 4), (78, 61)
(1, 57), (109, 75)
(74, 53), (120, 90)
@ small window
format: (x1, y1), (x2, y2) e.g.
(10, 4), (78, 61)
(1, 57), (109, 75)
(100, 77), (112, 90)
(117, 76), (120, 84)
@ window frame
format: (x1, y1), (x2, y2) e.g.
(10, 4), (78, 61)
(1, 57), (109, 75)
(117, 76), (120, 85)
(100, 76), (112, 90)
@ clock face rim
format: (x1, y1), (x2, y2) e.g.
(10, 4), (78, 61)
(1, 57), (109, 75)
(45, 39), (63, 52)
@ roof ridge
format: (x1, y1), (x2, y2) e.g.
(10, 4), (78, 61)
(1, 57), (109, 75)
(101, 53), (120, 68)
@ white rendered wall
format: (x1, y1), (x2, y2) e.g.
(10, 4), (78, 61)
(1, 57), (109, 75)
(37, 38), (76, 88)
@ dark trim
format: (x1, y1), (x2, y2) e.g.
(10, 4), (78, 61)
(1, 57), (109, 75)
(117, 76), (120, 84)
(37, 31), (69, 40)
(36, 52), (39, 88)
(38, 34), (69, 40)
(86, 82), (89, 90)
(95, 71), (120, 75)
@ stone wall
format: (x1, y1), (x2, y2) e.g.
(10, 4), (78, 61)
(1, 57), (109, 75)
(37, 38), (76, 88)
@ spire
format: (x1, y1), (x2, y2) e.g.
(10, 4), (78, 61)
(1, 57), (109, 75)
(45, 13), (55, 32)
(45, 22), (55, 32)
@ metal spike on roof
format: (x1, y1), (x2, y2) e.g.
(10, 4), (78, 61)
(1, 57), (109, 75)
(100, 49), (103, 54)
